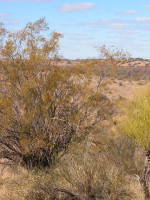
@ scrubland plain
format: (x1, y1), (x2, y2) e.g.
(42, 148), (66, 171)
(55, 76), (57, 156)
(1, 19), (150, 200)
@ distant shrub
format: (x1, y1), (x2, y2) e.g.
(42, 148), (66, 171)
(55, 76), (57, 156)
(119, 82), (123, 86)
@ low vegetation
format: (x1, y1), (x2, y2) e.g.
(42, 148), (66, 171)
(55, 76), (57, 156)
(120, 85), (150, 199)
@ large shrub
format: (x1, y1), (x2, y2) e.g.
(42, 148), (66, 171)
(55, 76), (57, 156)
(0, 19), (113, 168)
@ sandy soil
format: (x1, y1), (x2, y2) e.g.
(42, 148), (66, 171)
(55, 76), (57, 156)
(106, 80), (146, 100)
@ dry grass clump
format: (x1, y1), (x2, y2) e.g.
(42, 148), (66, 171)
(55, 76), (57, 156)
(53, 153), (132, 200)
(0, 132), (145, 200)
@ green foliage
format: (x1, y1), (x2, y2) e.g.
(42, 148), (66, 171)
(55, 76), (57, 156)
(120, 84), (150, 151)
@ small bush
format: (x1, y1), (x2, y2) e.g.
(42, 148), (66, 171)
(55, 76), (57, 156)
(119, 82), (123, 86)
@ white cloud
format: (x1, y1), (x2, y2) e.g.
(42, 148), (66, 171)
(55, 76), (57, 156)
(8, 19), (19, 24)
(82, 19), (126, 26)
(118, 31), (138, 35)
(111, 23), (126, 29)
(117, 10), (138, 15)
(78, 36), (93, 40)
(99, 18), (112, 23)
(57, 3), (96, 12)
(82, 18), (139, 31)
(82, 19), (112, 26)
(0, 12), (11, 16)
(0, 18), (19, 24)
(144, 5), (150, 9)
(0, 14), (19, 24)
(110, 23), (135, 30)
(82, 17), (150, 27)
(136, 17), (150, 23)
(82, 20), (100, 26)
(0, 17), (6, 21)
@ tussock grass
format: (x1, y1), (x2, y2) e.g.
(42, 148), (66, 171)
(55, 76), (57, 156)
(0, 131), (145, 200)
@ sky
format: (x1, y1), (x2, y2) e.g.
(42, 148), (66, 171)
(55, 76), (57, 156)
(0, 0), (150, 59)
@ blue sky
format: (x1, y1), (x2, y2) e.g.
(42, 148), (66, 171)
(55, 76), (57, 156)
(0, 0), (150, 59)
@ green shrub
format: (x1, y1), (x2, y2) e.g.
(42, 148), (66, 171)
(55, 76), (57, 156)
(120, 84), (150, 151)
